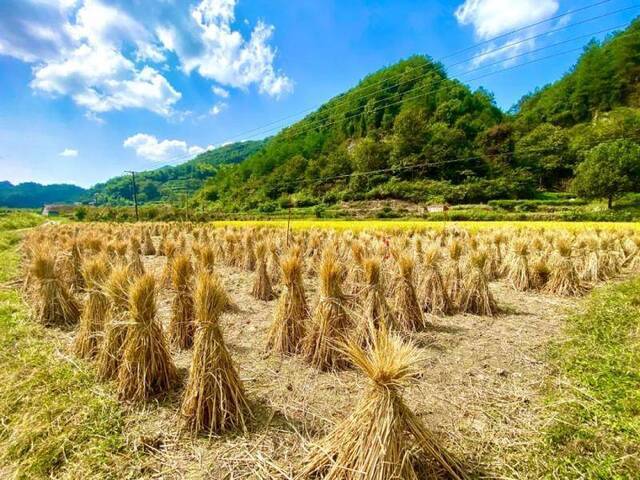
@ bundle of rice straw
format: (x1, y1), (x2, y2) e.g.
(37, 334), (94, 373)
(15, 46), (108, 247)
(243, 234), (256, 271)
(507, 239), (531, 291)
(128, 248), (145, 276)
(29, 247), (80, 327)
(68, 241), (85, 292)
(74, 256), (110, 358)
(545, 238), (585, 296)
(181, 272), (251, 434)
(393, 255), (424, 332)
(266, 253), (308, 354)
(445, 239), (464, 309)
(418, 246), (453, 316)
(300, 327), (468, 480)
(96, 265), (133, 380)
(460, 250), (497, 316)
(142, 229), (156, 255)
(169, 254), (195, 350)
(355, 258), (396, 347)
(530, 257), (550, 290)
(117, 274), (177, 401)
(267, 241), (281, 284)
(303, 250), (351, 371)
(251, 242), (274, 301)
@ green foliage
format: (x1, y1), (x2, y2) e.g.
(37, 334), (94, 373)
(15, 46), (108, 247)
(0, 181), (86, 208)
(532, 279), (640, 477)
(572, 139), (640, 208)
(90, 140), (265, 205)
(516, 19), (640, 128)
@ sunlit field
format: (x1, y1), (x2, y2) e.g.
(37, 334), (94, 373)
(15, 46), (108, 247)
(0, 216), (637, 478)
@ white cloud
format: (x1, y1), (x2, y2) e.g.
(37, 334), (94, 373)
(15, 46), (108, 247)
(212, 85), (229, 98)
(455, 0), (559, 39)
(159, 0), (293, 98)
(210, 101), (227, 116)
(0, 0), (291, 118)
(124, 133), (213, 162)
(59, 148), (78, 157)
(454, 0), (559, 66)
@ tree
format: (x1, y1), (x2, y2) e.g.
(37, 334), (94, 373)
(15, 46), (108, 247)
(572, 139), (640, 208)
(515, 123), (573, 188)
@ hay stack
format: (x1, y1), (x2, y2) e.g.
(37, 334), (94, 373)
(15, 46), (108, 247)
(507, 239), (531, 291)
(117, 274), (177, 401)
(169, 254), (195, 350)
(545, 238), (585, 296)
(303, 251), (351, 371)
(96, 265), (133, 380)
(300, 327), (468, 480)
(74, 257), (110, 358)
(418, 247), (453, 316)
(251, 242), (274, 301)
(460, 250), (497, 316)
(142, 229), (156, 255)
(29, 248), (80, 327)
(266, 253), (308, 355)
(355, 258), (396, 347)
(445, 239), (464, 309)
(393, 255), (424, 332)
(181, 273), (251, 434)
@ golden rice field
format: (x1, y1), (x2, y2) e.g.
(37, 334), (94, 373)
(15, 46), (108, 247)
(9, 220), (640, 478)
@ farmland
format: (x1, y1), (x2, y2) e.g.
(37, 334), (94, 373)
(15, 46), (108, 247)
(0, 213), (638, 478)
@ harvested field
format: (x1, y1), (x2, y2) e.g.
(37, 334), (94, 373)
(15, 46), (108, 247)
(14, 222), (640, 478)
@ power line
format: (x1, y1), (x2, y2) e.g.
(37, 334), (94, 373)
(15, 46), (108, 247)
(158, 12), (637, 169)
(198, 0), (622, 146)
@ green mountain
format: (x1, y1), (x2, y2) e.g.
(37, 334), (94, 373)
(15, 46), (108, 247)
(0, 181), (86, 208)
(197, 19), (640, 211)
(90, 140), (266, 205)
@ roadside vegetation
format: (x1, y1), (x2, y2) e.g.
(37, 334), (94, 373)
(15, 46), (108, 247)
(0, 213), (147, 479)
(531, 278), (640, 477)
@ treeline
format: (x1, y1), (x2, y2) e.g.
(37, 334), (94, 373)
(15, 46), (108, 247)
(89, 140), (265, 205)
(0, 181), (86, 208)
(197, 19), (640, 211)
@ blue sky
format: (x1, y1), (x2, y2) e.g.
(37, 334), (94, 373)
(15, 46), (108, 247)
(0, 0), (638, 187)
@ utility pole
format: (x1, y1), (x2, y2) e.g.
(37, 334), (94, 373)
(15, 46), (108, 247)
(125, 171), (139, 222)
(286, 197), (292, 247)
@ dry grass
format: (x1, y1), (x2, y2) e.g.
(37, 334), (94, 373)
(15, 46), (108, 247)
(181, 272), (251, 434)
(117, 274), (177, 401)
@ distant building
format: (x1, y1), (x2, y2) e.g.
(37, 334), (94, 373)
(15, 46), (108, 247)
(426, 203), (450, 213)
(41, 204), (74, 216)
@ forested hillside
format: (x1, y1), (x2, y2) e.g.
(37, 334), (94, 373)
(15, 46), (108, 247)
(196, 19), (640, 211)
(90, 140), (265, 205)
(0, 181), (86, 208)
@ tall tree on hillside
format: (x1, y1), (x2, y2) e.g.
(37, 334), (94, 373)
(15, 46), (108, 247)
(516, 123), (573, 188)
(572, 139), (640, 208)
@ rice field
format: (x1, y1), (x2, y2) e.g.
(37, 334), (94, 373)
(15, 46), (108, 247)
(13, 220), (640, 478)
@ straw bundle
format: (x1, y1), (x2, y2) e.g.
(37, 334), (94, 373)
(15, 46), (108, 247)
(117, 274), (177, 401)
(460, 250), (497, 316)
(303, 251), (351, 371)
(169, 254), (195, 350)
(74, 257), (110, 358)
(142, 229), (156, 255)
(251, 242), (274, 301)
(266, 253), (308, 355)
(507, 239), (531, 291)
(300, 327), (468, 480)
(445, 239), (464, 309)
(96, 265), (133, 380)
(181, 273), (251, 434)
(545, 239), (585, 296)
(29, 248), (80, 327)
(355, 258), (396, 347)
(418, 247), (453, 316)
(393, 255), (424, 332)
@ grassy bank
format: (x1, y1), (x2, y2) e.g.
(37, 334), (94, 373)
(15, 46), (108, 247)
(532, 278), (640, 477)
(0, 218), (146, 478)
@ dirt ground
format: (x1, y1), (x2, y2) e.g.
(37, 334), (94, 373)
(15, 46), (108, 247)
(53, 248), (579, 479)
